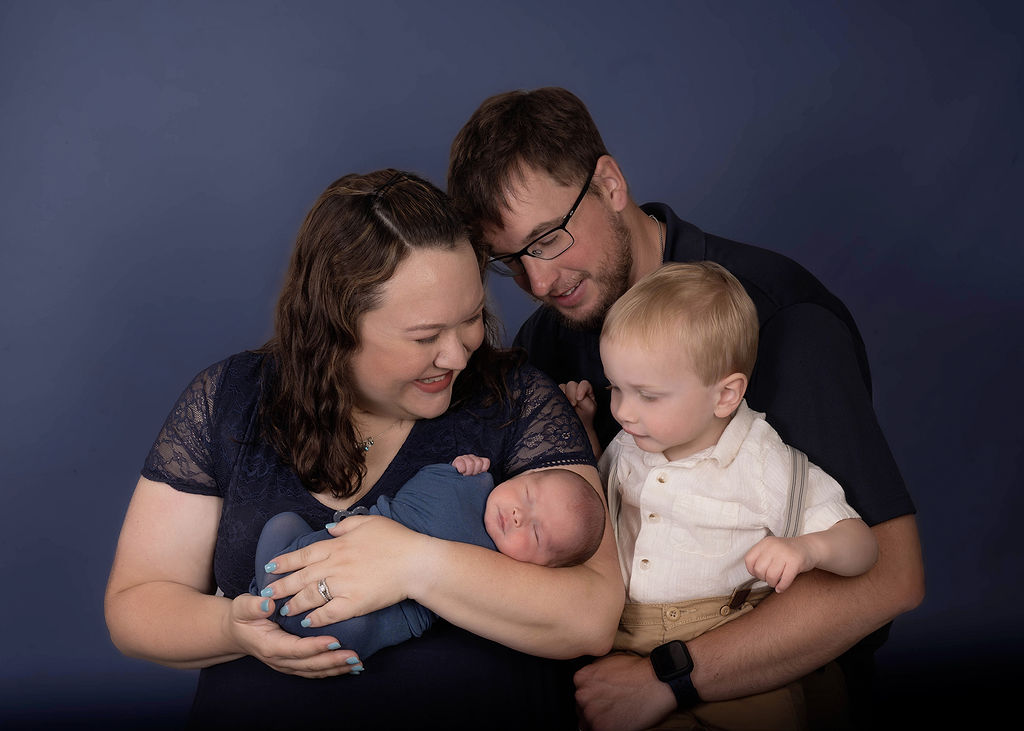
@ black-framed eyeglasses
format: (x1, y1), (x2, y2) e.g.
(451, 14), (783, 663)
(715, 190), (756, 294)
(487, 169), (595, 277)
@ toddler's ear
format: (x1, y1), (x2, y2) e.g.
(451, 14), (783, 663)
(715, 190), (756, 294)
(714, 373), (748, 417)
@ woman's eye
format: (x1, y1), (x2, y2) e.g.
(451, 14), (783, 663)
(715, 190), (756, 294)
(416, 334), (440, 344)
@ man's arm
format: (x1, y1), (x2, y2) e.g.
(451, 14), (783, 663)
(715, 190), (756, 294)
(575, 515), (923, 730)
(689, 514), (923, 699)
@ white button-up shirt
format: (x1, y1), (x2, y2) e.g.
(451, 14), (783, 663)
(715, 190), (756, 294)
(600, 401), (860, 603)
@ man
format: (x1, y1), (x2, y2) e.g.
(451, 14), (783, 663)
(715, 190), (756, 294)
(449, 87), (924, 730)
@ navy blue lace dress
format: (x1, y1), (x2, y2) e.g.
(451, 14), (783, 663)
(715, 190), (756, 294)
(142, 351), (595, 729)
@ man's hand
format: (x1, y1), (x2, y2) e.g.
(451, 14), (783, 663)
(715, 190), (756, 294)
(560, 380), (597, 425)
(560, 380), (602, 457)
(574, 652), (677, 731)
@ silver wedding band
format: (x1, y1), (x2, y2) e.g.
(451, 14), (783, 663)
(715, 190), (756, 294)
(317, 578), (333, 603)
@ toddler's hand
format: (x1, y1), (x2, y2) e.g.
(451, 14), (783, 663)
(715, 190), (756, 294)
(451, 454), (490, 476)
(744, 535), (817, 593)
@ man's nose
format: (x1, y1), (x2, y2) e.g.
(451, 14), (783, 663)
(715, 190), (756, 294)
(520, 256), (558, 298)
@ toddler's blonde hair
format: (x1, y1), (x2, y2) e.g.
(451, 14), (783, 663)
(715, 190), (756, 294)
(602, 262), (759, 385)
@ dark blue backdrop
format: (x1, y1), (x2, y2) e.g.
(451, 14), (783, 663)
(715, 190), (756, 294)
(2, 1), (1021, 726)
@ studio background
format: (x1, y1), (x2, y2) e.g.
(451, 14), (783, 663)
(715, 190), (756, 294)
(2, 1), (1020, 726)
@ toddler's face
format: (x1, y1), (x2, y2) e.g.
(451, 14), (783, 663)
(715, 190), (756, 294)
(601, 336), (722, 461)
(483, 471), (578, 565)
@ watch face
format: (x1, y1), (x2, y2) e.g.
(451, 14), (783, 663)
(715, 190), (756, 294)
(651, 641), (694, 681)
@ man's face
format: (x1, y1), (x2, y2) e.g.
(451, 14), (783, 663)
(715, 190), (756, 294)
(482, 167), (633, 330)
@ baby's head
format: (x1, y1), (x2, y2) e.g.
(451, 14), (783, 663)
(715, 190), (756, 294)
(483, 468), (605, 567)
(600, 262), (759, 459)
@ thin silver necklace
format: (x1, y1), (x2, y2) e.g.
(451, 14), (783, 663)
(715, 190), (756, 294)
(356, 419), (404, 452)
(649, 214), (664, 257)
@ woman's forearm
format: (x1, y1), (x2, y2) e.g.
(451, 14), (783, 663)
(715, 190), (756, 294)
(408, 463), (624, 658)
(105, 478), (244, 669)
(105, 581), (242, 669)
(409, 524), (624, 658)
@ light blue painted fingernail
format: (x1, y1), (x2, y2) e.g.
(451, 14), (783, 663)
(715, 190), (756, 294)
(264, 562), (277, 573)
(327, 642), (341, 650)
(260, 587), (274, 597)
(325, 522), (337, 529)
(280, 605), (290, 616)
(345, 656), (360, 665)
(349, 666), (363, 674)
(301, 618), (312, 628)
(260, 599), (270, 612)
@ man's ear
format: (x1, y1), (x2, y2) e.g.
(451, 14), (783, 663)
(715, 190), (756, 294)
(593, 155), (630, 213)
(714, 373), (748, 418)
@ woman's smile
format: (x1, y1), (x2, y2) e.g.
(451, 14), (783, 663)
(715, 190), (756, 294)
(414, 371), (454, 393)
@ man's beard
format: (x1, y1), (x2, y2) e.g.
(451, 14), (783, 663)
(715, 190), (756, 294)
(556, 211), (634, 331)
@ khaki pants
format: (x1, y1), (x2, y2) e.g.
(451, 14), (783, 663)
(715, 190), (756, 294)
(613, 594), (850, 731)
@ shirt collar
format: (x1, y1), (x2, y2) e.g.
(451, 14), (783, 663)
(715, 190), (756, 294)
(636, 400), (759, 469)
(707, 400), (758, 468)
(640, 202), (706, 264)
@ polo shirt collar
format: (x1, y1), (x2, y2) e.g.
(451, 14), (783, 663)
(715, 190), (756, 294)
(640, 202), (706, 264)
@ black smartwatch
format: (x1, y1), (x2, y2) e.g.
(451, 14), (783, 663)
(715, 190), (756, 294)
(650, 640), (700, 709)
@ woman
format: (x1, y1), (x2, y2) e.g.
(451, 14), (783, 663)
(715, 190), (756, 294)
(104, 170), (624, 728)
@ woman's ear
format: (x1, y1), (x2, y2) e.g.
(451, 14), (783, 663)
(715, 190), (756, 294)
(713, 373), (748, 418)
(593, 155), (630, 213)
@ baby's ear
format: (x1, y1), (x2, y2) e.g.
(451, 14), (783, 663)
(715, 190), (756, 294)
(714, 373), (748, 418)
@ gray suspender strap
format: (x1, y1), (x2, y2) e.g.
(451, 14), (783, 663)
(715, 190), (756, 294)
(782, 446), (809, 539)
(727, 445), (812, 610)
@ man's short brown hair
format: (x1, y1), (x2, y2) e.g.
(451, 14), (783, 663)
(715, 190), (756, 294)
(448, 87), (608, 240)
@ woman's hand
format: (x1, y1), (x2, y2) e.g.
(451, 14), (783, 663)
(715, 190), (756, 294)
(224, 592), (364, 678)
(260, 515), (435, 628)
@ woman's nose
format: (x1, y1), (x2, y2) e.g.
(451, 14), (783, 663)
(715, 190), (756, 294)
(434, 331), (470, 370)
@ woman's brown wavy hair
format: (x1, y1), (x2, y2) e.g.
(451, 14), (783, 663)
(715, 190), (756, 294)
(258, 169), (519, 499)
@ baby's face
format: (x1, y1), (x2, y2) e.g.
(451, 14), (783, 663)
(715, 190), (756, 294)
(483, 470), (578, 565)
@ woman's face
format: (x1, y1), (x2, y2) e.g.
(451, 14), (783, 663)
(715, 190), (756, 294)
(350, 241), (486, 421)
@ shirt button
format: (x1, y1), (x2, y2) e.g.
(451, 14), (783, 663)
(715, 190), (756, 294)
(656, 474), (667, 483)
(640, 558), (650, 570)
(648, 513), (659, 522)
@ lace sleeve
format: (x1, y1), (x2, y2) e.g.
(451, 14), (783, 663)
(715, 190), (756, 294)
(503, 365), (597, 476)
(141, 360), (227, 495)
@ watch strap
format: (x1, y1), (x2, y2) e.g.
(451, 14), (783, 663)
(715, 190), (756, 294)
(665, 671), (701, 709)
